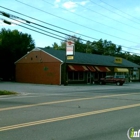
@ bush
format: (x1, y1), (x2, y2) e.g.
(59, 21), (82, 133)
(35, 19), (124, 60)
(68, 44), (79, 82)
(0, 90), (17, 95)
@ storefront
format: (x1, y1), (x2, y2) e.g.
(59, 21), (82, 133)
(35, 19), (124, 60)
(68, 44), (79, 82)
(15, 48), (140, 85)
(130, 67), (140, 81)
(67, 65), (111, 84)
(114, 67), (129, 82)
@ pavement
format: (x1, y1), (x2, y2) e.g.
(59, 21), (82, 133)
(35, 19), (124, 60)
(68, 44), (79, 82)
(0, 82), (140, 140)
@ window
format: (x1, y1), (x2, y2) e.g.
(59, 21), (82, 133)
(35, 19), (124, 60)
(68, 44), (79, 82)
(68, 72), (84, 81)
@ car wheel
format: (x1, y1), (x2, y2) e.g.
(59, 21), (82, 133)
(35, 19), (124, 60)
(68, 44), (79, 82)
(116, 82), (120, 86)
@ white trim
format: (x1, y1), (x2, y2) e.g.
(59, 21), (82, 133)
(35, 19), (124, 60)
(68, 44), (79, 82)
(14, 48), (39, 64)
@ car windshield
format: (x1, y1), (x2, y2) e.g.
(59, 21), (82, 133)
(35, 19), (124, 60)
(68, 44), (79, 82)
(115, 75), (125, 78)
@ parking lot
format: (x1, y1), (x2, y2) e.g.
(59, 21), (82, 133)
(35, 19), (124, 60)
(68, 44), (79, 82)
(0, 82), (140, 140)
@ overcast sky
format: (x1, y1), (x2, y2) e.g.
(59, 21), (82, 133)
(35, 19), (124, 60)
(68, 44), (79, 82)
(1, 0), (140, 54)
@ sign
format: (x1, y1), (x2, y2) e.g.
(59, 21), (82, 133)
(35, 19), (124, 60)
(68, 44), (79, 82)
(66, 40), (75, 56)
(67, 56), (74, 60)
(114, 57), (122, 63)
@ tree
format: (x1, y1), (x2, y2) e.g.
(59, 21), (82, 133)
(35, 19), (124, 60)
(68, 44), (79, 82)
(90, 39), (123, 56)
(52, 42), (60, 50)
(0, 28), (35, 80)
(50, 36), (140, 65)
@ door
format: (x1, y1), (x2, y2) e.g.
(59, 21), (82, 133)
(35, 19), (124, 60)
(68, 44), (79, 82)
(87, 72), (94, 84)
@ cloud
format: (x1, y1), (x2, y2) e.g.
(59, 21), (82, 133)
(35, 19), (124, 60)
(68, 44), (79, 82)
(55, 0), (61, 3)
(54, 0), (61, 8)
(62, 1), (89, 11)
(62, 1), (77, 9)
(135, 6), (140, 12)
(79, 1), (89, 6)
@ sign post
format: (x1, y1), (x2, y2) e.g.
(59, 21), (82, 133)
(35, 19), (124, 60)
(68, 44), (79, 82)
(64, 40), (75, 85)
(66, 40), (75, 59)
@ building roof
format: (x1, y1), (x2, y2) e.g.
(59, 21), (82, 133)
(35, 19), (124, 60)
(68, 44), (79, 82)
(40, 47), (140, 68)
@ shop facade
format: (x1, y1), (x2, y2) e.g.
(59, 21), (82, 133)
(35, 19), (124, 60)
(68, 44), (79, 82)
(15, 48), (140, 85)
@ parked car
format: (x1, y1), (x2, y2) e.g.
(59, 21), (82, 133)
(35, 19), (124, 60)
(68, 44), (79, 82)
(100, 75), (125, 86)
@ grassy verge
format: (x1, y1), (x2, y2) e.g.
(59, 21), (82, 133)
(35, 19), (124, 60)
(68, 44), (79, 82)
(0, 90), (18, 95)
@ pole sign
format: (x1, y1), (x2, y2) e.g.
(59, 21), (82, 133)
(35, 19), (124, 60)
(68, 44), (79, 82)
(66, 40), (75, 56)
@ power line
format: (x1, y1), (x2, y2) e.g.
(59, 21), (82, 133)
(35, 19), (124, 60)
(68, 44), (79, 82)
(90, 0), (140, 25)
(0, 18), (65, 41)
(0, 11), (93, 43)
(100, 0), (140, 23)
(42, 0), (140, 38)
(76, 1), (140, 31)
(0, 5), (98, 41)
(14, 0), (140, 44)
(1, 5), (140, 52)
(1, 18), (140, 55)
(1, 9), (140, 54)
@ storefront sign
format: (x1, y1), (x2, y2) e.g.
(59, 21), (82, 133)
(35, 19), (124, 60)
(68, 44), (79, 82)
(114, 57), (122, 63)
(66, 40), (75, 56)
(67, 56), (74, 60)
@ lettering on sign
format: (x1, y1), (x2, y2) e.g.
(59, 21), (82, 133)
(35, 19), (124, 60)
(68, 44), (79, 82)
(114, 57), (122, 63)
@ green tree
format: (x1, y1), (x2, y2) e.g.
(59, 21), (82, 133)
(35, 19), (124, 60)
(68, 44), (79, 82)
(0, 28), (35, 80)
(52, 42), (60, 50)
(91, 39), (122, 55)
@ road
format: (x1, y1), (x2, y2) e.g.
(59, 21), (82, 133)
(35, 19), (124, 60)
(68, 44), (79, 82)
(0, 82), (140, 140)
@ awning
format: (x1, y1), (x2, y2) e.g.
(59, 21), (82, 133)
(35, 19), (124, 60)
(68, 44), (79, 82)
(87, 66), (96, 72)
(114, 68), (129, 72)
(68, 65), (89, 71)
(95, 66), (110, 72)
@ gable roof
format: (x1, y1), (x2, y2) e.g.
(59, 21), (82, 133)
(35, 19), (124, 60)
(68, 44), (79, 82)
(40, 47), (140, 68)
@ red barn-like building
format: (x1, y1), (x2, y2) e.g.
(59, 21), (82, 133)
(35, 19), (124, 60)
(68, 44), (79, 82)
(15, 47), (140, 85)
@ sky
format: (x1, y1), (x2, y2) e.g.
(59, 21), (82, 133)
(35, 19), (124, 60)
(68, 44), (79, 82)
(1, 0), (140, 54)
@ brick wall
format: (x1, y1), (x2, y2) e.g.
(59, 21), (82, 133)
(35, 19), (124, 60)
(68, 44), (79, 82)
(15, 50), (62, 85)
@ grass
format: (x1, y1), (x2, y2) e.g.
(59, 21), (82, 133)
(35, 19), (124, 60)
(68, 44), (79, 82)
(0, 90), (18, 95)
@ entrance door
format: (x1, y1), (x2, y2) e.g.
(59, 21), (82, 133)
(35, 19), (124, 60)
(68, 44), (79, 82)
(87, 72), (94, 84)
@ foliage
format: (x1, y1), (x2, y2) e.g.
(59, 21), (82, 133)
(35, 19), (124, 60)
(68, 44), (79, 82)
(0, 28), (35, 80)
(52, 37), (122, 55)
(0, 90), (17, 95)
(51, 36), (140, 65)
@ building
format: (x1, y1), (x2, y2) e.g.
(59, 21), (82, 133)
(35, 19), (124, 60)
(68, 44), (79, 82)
(15, 47), (140, 85)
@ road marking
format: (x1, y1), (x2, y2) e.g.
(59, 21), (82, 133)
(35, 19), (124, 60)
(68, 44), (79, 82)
(0, 102), (140, 132)
(0, 93), (67, 100)
(0, 93), (139, 112)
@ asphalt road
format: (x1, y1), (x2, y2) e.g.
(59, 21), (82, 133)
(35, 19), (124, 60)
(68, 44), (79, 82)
(0, 82), (140, 140)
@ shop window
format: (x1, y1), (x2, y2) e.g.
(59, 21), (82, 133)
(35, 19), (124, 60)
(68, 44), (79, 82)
(79, 72), (84, 80)
(68, 72), (73, 80)
(68, 72), (84, 81)
(131, 71), (139, 80)
(74, 72), (78, 80)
